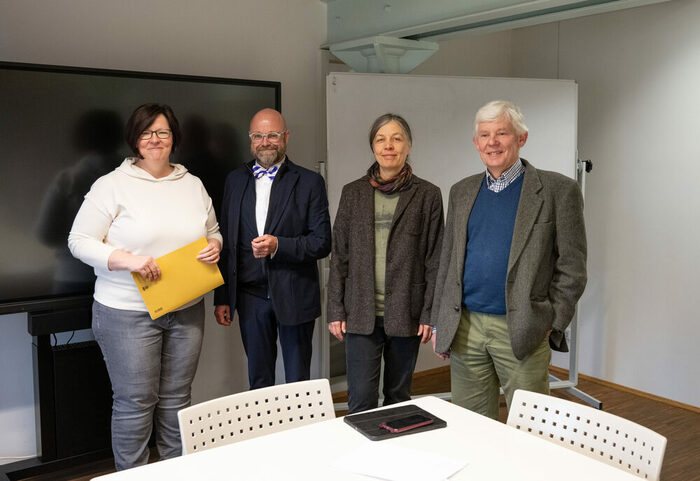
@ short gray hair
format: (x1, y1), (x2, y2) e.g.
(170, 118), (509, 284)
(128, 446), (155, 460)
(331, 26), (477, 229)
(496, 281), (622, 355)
(368, 113), (413, 148)
(473, 100), (528, 136)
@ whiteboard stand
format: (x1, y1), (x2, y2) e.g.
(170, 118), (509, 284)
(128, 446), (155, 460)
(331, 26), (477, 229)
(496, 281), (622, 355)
(548, 314), (602, 409)
(546, 157), (602, 408)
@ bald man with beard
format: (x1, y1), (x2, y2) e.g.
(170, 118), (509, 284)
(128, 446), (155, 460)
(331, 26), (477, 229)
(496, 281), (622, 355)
(214, 109), (331, 389)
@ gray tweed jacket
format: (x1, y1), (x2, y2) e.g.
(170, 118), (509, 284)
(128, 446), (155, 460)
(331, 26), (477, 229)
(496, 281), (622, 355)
(430, 159), (587, 359)
(327, 174), (444, 337)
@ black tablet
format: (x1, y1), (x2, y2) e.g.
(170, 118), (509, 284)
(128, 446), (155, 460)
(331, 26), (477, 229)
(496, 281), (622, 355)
(343, 404), (447, 441)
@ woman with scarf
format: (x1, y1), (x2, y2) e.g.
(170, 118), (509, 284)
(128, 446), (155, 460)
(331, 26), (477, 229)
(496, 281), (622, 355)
(327, 113), (444, 414)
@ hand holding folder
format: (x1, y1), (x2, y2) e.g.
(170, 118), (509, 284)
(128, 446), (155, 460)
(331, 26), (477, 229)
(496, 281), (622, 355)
(132, 237), (224, 319)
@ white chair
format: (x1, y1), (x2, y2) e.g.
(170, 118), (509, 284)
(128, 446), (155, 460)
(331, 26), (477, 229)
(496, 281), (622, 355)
(507, 389), (666, 481)
(178, 378), (335, 455)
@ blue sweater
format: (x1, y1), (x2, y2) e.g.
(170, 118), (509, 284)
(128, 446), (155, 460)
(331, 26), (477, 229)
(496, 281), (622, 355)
(462, 175), (524, 315)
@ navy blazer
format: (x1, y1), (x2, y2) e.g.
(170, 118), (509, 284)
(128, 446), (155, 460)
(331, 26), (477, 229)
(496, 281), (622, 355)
(214, 158), (331, 325)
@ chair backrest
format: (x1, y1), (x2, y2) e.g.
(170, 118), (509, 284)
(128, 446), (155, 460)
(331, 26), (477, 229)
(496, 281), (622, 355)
(178, 378), (335, 455)
(507, 389), (666, 481)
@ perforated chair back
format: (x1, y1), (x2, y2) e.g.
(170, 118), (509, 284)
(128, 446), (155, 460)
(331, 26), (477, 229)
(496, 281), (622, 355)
(507, 389), (666, 480)
(178, 378), (335, 455)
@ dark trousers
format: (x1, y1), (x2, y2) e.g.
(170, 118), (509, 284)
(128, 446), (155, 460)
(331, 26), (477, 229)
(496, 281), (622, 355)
(237, 290), (315, 389)
(345, 318), (421, 414)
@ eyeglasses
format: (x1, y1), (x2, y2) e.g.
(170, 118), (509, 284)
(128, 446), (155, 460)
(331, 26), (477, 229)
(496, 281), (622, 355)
(249, 131), (286, 143)
(140, 129), (172, 140)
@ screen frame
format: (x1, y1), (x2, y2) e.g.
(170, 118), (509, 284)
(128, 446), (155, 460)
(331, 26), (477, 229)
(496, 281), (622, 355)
(0, 61), (281, 315)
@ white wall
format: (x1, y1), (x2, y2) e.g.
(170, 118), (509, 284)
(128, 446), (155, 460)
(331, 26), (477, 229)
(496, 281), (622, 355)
(411, 30), (513, 77)
(0, 0), (327, 461)
(413, 0), (700, 407)
(546, 0), (700, 407)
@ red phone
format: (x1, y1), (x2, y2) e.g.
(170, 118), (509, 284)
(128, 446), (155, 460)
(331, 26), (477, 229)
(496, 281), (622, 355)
(379, 414), (434, 433)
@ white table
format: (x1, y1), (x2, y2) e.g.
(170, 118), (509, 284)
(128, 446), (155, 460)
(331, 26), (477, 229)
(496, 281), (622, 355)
(93, 396), (641, 480)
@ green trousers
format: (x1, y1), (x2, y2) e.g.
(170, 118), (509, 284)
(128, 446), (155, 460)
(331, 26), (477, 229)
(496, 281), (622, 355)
(450, 309), (551, 420)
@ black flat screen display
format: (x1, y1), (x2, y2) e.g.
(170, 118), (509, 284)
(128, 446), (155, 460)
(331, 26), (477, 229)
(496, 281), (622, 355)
(0, 62), (280, 313)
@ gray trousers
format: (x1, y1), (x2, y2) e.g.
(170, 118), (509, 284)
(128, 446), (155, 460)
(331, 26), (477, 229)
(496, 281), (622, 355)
(92, 300), (204, 470)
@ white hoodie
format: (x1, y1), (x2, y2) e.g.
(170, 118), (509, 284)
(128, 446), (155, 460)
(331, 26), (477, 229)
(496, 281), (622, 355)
(68, 158), (223, 311)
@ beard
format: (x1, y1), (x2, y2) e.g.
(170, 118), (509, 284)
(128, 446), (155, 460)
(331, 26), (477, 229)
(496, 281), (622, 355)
(253, 144), (285, 168)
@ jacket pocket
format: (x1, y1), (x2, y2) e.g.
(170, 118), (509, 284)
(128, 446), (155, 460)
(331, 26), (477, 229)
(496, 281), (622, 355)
(530, 297), (554, 327)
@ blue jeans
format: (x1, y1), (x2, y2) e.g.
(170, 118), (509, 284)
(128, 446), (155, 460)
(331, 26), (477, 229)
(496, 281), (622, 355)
(92, 300), (204, 471)
(345, 318), (421, 414)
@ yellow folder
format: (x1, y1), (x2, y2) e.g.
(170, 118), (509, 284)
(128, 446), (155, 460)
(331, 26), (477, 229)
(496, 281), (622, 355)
(132, 237), (224, 319)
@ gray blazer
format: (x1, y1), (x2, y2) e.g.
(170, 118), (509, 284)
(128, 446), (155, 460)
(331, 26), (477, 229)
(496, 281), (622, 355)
(431, 160), (587, 359)
(327, 175), (444, 337)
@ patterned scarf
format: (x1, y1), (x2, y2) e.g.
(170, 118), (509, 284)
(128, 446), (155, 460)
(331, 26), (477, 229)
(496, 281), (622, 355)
(367, 162), (413, 194)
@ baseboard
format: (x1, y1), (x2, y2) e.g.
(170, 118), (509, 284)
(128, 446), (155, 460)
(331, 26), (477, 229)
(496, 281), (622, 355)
(548, 365), (700, 414)
(412, 365), (449, 380)
(413, 365), (699, 413)
(342, 363), (699, 414)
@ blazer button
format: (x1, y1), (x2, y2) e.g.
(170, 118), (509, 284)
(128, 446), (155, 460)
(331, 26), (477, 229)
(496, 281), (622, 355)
(453, 305), (460, 312)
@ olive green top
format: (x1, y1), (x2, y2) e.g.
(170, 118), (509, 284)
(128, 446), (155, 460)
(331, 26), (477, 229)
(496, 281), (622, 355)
(374, 190), (400, 316)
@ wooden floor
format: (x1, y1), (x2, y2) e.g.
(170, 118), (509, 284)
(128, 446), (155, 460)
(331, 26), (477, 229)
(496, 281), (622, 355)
(22, 366), (700, 481)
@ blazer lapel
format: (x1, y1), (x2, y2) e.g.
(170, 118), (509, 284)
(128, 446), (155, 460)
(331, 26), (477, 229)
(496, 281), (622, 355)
(359, 179), (376, 260)
(508, 160), (543, 272)
(389, 180), (418, 237)
(230, 166), (253, 245)
(264, 159), (299, 234)
(454, 175), (483, 263)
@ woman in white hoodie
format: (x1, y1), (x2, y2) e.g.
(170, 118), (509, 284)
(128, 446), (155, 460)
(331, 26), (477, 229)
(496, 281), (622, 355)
(68, 104), (222, 470)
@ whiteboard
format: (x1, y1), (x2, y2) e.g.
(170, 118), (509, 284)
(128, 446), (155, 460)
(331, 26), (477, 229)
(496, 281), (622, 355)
(326, 72), (578, 220)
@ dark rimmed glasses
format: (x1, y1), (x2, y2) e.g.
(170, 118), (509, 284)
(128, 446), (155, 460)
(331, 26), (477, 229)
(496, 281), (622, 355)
(140, 129), (172, 140)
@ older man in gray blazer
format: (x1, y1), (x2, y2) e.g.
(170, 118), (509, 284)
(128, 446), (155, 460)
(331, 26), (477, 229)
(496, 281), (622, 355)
(431, 100), (586, 419)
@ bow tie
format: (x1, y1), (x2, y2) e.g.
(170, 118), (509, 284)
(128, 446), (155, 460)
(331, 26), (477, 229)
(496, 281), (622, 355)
(252, 165), (279, 180)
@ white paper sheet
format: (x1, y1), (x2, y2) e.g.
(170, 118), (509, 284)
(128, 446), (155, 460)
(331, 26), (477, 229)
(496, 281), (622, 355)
(332, 443), (468, 481)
